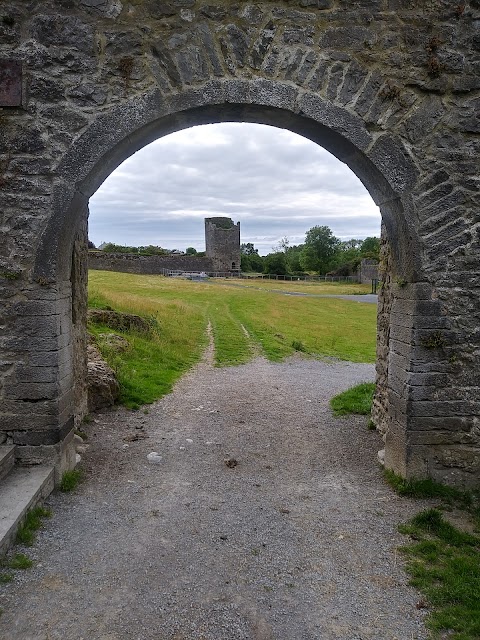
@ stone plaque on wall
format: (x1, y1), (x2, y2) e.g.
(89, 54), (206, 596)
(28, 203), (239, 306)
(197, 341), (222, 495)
(0, 60), (22, 106)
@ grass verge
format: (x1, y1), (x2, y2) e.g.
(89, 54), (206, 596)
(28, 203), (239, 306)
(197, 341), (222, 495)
(15, 505), (52, 546)
(329, 382), (376, 415)
(398, 508), (480, 639)
(384, 469), (476, 508)
(386, 470), (480, 639)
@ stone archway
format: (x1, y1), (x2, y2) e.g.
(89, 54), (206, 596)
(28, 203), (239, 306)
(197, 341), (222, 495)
(1, 2), (478, 488)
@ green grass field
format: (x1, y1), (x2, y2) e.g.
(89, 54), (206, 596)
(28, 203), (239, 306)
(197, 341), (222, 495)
(88, 270), (376, 407)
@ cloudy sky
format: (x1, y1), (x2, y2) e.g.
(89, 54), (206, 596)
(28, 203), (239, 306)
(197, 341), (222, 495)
(89, 123), (381, 255)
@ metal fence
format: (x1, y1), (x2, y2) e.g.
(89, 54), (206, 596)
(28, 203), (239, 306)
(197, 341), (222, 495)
(162, 269), (361, 283)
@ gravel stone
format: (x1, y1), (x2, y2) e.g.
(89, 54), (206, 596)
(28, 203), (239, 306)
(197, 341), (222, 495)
(0, 356), (429, 639)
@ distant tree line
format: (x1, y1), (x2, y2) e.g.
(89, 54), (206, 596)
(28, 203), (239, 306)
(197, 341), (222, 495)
(89, 242), (206, 257)
(90, 225), (380, 276)
(242, 226), (380, 276)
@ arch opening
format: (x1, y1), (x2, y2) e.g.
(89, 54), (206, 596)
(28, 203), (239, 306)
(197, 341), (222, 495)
(28, 82), (438, 485)
(76, 112), (394, 478)
(34, 86), (421, 286)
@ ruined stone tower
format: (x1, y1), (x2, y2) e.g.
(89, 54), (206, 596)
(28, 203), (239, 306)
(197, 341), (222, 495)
(205, 218), (241, 273)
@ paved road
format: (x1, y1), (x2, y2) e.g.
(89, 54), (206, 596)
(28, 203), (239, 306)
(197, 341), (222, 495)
(0, 356), (426, 640)
(282, 292), (378, 304)
(208, 281), (378, 304)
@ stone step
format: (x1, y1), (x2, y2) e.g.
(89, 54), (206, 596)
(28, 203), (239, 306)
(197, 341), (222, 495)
(0, 465), (55, 557)
(0, 446), (15, 484)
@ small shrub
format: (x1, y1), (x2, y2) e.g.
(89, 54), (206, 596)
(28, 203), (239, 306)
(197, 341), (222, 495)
(291, 339), (306, 352)
(15, 524), (34, 546)
(60, 469), (83, 492)
(8, 553), (33, 570)
(0, 573), (13, 583)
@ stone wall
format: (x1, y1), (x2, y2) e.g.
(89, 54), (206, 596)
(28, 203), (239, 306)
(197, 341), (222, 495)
(357, 259), (379, 285)
(72, 208), (89, 428)
(0, 1), (479, 487)
(88, 252), (214, 274)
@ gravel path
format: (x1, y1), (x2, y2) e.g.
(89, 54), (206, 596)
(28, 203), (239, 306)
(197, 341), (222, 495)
(0, 355), (428, 640)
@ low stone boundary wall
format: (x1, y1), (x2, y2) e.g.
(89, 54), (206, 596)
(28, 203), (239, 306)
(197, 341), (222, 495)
(88, 252), (214, 275)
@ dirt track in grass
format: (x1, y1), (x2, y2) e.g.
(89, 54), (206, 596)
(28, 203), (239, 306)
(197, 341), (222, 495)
(0, 354), (428, 640)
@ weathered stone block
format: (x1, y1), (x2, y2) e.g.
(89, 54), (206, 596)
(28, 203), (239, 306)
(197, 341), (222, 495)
(15, 365), (58, 384)
(30, 15), (95, 53)
(319, 27), (373, 51)
(297, 92), (372, 152)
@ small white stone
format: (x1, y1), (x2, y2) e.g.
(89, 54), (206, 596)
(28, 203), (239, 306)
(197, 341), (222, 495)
(377, 449), (385, 466)
(147, 451), (163, 464)
(186, 438), (193, 444)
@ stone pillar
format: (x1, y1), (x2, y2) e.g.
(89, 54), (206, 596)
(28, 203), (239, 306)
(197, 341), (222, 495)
(371, 223), (392, 435)
(0, 279), (77, 480)
(71, 206), (89, 426)
(385, 283), (443, 477)
(384, 282), (480, 487)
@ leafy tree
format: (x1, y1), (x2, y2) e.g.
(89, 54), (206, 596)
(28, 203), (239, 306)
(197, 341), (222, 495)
(285, 244), (304, 274)
(263, 252), (288, 275)
(141, 245), (169, 256)
(241, 252), (264, 272)
(300, 226), (340, 274)
(186, 247), (198, 255)
(249, 252), (264, 272)
(360, 236), (380, 260)
(101, 242), (132, 253)
(273, 236), (290, 253)
(329, 239), (361, 274)
(100, 243), (168, 255)
(241, 242), (259, 256)
(88, 240), (96, 249)
(341, 239), (362, 252)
